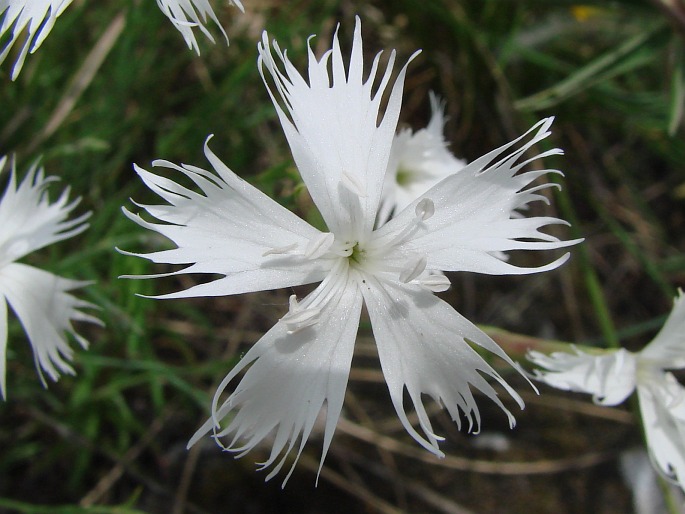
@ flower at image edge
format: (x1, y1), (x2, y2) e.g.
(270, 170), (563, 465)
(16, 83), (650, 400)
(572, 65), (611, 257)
(529, 290), (685, 493)
(0, 0), (74, 80)
(0, 155), (101, 398)
(156, 0), (244, 54)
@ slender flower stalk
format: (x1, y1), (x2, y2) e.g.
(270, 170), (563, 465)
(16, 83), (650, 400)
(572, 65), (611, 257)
(0, 156), (100, 398)
(124, 17), (580, 485)
(0, 0), (74, 80)
(529, 290), (685, 493)
(156, 0), (244, 53)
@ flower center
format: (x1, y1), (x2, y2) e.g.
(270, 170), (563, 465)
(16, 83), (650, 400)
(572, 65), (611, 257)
(348, 242), (367, 266)
(263, 196), (450, 334)
(395, 166), (432, 188)
(395, 167), (415, 187)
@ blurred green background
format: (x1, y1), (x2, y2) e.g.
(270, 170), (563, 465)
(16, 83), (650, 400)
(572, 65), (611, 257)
(1, 0), (684, 512)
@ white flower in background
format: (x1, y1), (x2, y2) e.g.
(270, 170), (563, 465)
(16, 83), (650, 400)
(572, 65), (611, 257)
(0, 156), (100, 399)
(0, 0), (74, 80)
(378, 92), (466, 223)
(529, 290), (685, 493)
(156, 0), (244, 54)
(1, 0), (243, 81)
(124, 17), (579, 485)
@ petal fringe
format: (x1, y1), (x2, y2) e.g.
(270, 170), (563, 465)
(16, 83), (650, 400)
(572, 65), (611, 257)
(361, 276), (528, 455)
(123, 139), (332, 297)
(257, 16), (419, 236)
(189, 265), (362, 486)
(0, 0), (74, 80)
(0, 263), (100, 398)
(377, 117), (582, 275)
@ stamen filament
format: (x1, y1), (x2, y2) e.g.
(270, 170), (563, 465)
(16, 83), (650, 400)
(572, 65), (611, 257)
(262, 243), (298, 257)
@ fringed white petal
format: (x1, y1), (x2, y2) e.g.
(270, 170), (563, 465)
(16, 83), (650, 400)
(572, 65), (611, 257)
(377, 117), (581, 275)
(0, 156), (90, 266)
(0, 0), (74, 80)
(188, 264), (362, 486)
(0, 263), (101, 395)
(379, 92), (467, 224)
(156, 0), (242, 54)
(257, 16), (419, 236)
(528, 347), (637, 406)
(361, 276), (527, 456)
(123, 138), (333, 298)
(637, 374), (685, 491)
(641, 289), (685, 367)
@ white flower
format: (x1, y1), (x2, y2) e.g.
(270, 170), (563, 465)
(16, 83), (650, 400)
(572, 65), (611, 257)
(0, 156), (100, 399)
(0, 0), (243, 81)
(378, 92), (466, 223)
(156, 0), (244, 54)
(529, 290), (685, 492)
(124, 17), (579, 485)
(0, 0), (74, 81)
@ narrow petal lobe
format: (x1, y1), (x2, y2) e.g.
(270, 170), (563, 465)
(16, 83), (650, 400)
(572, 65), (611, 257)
(258, 17), (419, 235)
(361, 276), (527, 455)
(156, 0), (242, 53)
(188, 262), (363, 486)
(529, 347), (637, 406)
(0, 157), (89, 266)
(637, 375), (685, 490)
(0, 263), (101, 388)
(0, 0), (74, 80)
(123, 138), (333, 298)
(379, 118), (581, 276)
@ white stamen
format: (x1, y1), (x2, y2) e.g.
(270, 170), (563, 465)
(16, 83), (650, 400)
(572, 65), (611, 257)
(415, 198), (435, 221)
(340, 171), (367, 197)
(281, 294), (321, 334)
(419, 273), (451, 292)
(304, 232), (335, 259)
(262, 243), (298, 257)
(399, 256), (427, 283)
(288, 294), (299, 312)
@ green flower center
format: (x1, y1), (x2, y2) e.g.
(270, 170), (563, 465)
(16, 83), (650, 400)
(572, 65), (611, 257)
(396, 167), (414, 186)
(349, 242), (367, 266)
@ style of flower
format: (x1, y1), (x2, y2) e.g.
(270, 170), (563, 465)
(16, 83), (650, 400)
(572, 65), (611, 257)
(0, 0), (74, 80)
(0, 156), (100, 399)
(378, 92), (466, 223)
(123, 18), (579, 485)
(529, 290), (685, 492)
(156, 0), (244, 54)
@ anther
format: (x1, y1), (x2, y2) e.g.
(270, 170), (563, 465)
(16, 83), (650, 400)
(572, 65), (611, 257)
(280, 294), (321, 334)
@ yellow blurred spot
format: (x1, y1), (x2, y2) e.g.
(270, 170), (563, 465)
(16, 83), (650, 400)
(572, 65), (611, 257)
(674, 182), (685, 199)
(571, 6), (603, 21)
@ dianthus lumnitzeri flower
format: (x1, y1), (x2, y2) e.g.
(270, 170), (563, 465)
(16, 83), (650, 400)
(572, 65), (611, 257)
(0, 0), (74, 80)
(124, 18), (579, 484)
(156, 0), (244, 53)
(0, 156), (100, 398)
(378, 92), (466, 223)
(529, 291), (685, 492)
